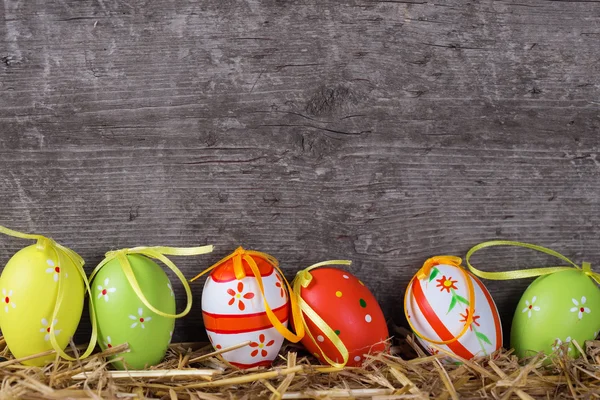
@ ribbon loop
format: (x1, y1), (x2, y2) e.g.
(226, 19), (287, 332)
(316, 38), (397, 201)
(296, 270), (313, 288)
(189, 247), (306, 344)
(405, 257), (476, 346)
(90, 244), (214, 319)
(0, 225), (97, 362)
(291, 260), (352, 368)
(417, 256), (462, 280)
(465, 240), (592, 281)
(582, 261), (591, 273)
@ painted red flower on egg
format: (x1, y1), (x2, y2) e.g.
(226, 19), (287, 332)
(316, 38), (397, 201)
(459, 308), (481, 331)
(250, 334), (274, 357)
(227, 282), (255, 311)
(436, 275), (458, 293)
(275, 274), (285, 298)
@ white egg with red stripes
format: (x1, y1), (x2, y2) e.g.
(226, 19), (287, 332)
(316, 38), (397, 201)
(404, 256), (502, 361)
(196, 247), (296, 369)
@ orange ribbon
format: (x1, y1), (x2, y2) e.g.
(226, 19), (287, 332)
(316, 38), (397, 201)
(190, 247), (305, 343)
(404, 256), (475, 345)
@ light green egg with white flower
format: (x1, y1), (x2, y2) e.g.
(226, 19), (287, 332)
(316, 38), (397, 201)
(90, 254), (176, 370)
(511, 269), (600, 361)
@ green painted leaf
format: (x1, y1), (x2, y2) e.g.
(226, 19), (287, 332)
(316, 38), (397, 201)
(476, 331), (492, 345)
(447, 295), (457, 314)
(456, 294), (470, 305)
(428, 267), (440, 282)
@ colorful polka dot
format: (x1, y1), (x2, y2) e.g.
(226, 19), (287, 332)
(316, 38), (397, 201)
(343, 275), (350, 279)
(336, 291), (343, 298)
(335, 330), (341, 335)
(359, 298), (367, 308)
(354, 356), (361, 362)
(317, 335), (325, 342)
(365, 314), (372, 323)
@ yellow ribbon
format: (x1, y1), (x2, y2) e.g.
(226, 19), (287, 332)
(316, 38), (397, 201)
(465, 240), (600, 284)
(291, 260), (352, 368)
(189, 247), (305, 343)
(0, 226), (98, 361)
(90, 244), (213, 319)
(404, 256), (475, 346)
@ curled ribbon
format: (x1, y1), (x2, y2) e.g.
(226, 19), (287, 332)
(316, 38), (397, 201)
(404, 256), (475, 346)
(90, 244), (213, 319)
(0, 225), (98, 361)
(291, 260), (352, 368)
(189, 247), (305, 343)
(465, 240), (600, 284)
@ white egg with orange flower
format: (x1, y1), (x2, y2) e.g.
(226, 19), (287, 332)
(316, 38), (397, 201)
(195, 247), (304, 369)
(404, 256), (502, 361)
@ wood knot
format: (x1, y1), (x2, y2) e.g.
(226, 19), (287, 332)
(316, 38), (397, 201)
(305, 85), (357, 117)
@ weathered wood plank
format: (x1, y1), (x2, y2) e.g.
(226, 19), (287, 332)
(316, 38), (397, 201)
(1, 0), (600, 345)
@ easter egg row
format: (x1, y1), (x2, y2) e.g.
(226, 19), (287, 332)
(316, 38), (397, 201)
(0, 227), (390, 370)
(1, 226), (597, 369)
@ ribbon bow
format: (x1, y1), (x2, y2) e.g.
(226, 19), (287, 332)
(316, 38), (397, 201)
(291, 260), (352, 368)
(465, 240), (600, 284)
(404, 256), (475, 346)
(189, 247), (305, 343)
(90, 244), (213, 319)
(0, 225), (97, 361)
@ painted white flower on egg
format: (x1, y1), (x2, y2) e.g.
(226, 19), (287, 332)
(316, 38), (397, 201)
(2, 289), (16, 313)
(552, 336), (573, 356)
(97, 278), (117, 302)
(522, 296), (540, 318)
(129, 307), (152, 329)
(570, 297), (591, 320)
(45, 259), (64, 282)
(40, 318), (61, 341)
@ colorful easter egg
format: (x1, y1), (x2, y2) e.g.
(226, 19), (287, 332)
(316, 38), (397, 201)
(0, 233), (87, 366)
(199, 247), (297, 369)
(294, 264), (389, 367)
(91, 254), (175, 369)
(90, 245), (212, 370)
(404, 256), (502, 361)
(511, 269), (600, 360)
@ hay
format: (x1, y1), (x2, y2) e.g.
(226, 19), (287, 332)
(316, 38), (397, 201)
(1, 327), (598, 399)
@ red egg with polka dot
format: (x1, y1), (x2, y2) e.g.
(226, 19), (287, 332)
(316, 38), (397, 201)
(293, 264), (389, 366)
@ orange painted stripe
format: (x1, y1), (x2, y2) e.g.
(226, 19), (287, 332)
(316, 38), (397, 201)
(412, 279), (474, 359)
(203, 304), (289, 334)
(472, 274), (502, 348)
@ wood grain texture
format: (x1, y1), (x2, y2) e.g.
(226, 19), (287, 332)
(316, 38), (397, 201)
(1, 0), (600, 346)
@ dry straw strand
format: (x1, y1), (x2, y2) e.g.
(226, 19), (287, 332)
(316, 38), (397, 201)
(0, 333), (599, 399)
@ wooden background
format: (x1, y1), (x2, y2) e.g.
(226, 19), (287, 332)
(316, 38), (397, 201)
(1, 0), (600, 346)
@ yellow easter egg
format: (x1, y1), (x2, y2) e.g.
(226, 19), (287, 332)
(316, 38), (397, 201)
(0, 242), (84, 366)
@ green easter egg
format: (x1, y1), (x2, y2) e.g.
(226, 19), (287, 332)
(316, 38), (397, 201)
(90, 254), (175, 370)
(511, 269), (600, 361)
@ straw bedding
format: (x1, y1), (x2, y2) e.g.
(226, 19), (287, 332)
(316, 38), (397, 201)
(0, 326), (597, 400)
